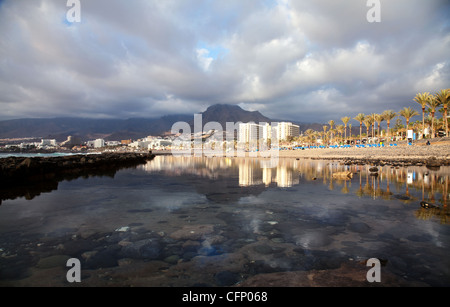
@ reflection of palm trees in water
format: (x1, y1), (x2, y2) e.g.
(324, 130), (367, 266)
(142, 156), (449, 223)
(341, 179), (349, 194)
(356, 169), (364, 198)
(381, 169), (393, 200)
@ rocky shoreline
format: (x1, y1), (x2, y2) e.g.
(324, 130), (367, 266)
(0, 152), (155, 183)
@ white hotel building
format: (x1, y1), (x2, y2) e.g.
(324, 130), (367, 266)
(238, 122), (299, 146)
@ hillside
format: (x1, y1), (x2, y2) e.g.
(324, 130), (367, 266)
(0, 104), (342, 141)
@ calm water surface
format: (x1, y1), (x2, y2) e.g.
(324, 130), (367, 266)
(0, 156), (449, 286)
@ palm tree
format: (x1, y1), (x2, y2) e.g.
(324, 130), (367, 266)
(353, 113), (365, 143)
(427, 94), (442, 138)
(369, 113), (377, 139)
(399, 107), (419, 132)
(434, 89), (450, 137)
(374, 113), (383, 138)
(414, 92), (432, 138)
(348, 123), (352, 141)
(341, 116), (350, 143)
(382, 110), (396, 139)
(336, 125), (344, 143)
(305, 129), (316, 145)
(364, 117), (374, 140)
(322, 125), (328, 144)
(328, 120), (335, 144)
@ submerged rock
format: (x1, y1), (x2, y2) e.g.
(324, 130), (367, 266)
(120, 238), (161, 260)
(169, 224), (215, 241)
(348, 222), (371, 233)
(36, 255), (70, 269)
(215, 271), (241, 286)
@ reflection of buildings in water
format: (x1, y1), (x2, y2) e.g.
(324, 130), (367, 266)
(239, 159), (256, 186)
(276, 165), (299, 188)
(262, 167), (272, 187)
(238, 159), (264, 187)
(140, 156), (449, 210)
(237, 159), (299, 188)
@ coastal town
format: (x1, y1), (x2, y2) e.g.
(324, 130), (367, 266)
(1, 89), (448, 156)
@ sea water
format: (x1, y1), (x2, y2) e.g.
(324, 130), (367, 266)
(0, 156), (448, 286)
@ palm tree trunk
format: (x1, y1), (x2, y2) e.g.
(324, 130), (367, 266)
(445, 106), (448, 137)
(359, 123), (362, 143)
(422, 107), (425, 139)
(344, 125), (347, 143)
(432, 112), (435, 138)
(387, 121), (390, 139)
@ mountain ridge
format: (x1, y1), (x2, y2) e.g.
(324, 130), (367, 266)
(0, 104), (339, 141)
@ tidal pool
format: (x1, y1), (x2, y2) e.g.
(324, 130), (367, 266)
(0, 156), (449, 286)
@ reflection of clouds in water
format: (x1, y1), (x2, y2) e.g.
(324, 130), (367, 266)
(147, 192), (207, 212)
(140, 156), (450, 224)
(294, 231), (332, 249)
(250, 218), (261, 234)
(419, 221), (445, 248)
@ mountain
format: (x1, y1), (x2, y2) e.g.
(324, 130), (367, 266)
(0, 115), (191, 142)
(0, 104), (340, 141)
(198, 104), (271, 127)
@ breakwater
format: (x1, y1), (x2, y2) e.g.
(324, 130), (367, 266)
(0, 152), (155, 203)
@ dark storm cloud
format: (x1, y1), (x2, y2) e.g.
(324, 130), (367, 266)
(0, 0), (449, 124)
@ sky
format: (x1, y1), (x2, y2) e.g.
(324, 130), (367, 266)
(0, 0), (449, 124)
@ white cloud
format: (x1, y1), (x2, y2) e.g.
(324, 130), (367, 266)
(0, 0), (448, 123)
(196, 48), (213, 71)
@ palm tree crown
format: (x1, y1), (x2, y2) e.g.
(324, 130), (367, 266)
(341, 116), (350, 142)
(414, 92), (432, 138)
(382, 110), (396, 138)
(399, 107), (419, 129)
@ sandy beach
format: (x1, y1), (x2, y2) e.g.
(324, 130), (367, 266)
(277, 138), (450, 165)
(155, 137), (450, 166)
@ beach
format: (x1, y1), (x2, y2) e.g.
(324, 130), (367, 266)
(154, 137), (450, 166)
(277, 138), (450, 165)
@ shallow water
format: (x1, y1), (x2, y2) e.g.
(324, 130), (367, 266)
(0, 156), (449, 286)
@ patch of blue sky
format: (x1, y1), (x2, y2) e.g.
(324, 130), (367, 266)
(197, 41), (229, 60)
(263, 0), (278, 9)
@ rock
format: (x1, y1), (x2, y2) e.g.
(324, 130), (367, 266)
(215, 271), (240, 286)
(81, 251), (97, 261)
(164, 255), (180, 264)
(120, 238), (161, 260)
(348, 222), (371, 233)
(332, 171), (353, 179)
(182, 240), (201, 251)
(426, 157), (441, 169)
(36, 255), (70, 269)
(253, 244), (286, 255)
(205, 235), (226, 245)
(271, 238), (285, 243)
(84, 246), (120, 269)
(170, 224), (215, 241)
(115, 226), (130, 232)
(420, 201), (437, 209)
(369, 166), (378, 172)
(17, 158), (33, 169)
